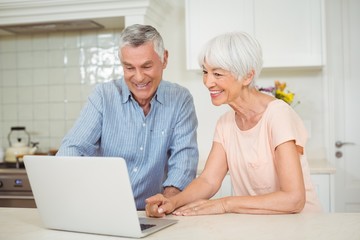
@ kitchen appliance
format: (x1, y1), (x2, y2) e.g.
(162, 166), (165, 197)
(0, 144), (58, 208)
(5, 126), (38, 166)
(0, 164), (36, 208)
(1, 126), (40, 208)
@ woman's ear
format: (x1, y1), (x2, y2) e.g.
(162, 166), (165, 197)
(242, 70), (255, 86)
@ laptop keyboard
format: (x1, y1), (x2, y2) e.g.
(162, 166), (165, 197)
(140, 223), (156, 231)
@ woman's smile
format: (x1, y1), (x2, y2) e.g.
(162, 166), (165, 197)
(209, 90), (224, 98)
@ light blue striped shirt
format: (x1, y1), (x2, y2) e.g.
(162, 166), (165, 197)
(56, 78), (199, 209)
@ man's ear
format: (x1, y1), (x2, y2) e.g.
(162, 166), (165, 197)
(162, 50), (169, 69)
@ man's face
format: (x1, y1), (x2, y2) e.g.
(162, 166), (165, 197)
(120, 42), (168, 105)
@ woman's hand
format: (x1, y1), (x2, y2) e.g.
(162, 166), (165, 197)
(145, 194), (176, 218)
(173, 198), (227, 216)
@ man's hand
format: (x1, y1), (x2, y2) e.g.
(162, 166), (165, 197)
(145, 194), (175, 218)
(163, 186), (180, 198)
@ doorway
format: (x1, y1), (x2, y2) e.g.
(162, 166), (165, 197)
(326, 0), (360, 212)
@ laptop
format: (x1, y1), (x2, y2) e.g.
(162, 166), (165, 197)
(23, 155), (178, 238)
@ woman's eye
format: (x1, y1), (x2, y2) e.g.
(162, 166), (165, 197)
(214, 72), (222, 77)
(202, 70), (208, 75)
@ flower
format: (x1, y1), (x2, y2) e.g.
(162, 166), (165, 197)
(258, 80), (300, 106)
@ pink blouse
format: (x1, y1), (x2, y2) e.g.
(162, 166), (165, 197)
(213, 100), (322, 213)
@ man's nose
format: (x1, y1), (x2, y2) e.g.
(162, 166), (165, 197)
(134, 69), (145, 81)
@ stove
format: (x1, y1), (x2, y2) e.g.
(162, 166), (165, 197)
(0, 162), (36, 208)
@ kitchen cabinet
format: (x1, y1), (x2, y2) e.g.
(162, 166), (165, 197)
(185, 0), (324, 70)
(311, 174), (333, 213)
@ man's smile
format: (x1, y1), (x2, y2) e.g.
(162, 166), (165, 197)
(134, 81), (151, 89)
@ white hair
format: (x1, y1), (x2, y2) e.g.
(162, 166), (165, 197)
(198, 32), (263, 85)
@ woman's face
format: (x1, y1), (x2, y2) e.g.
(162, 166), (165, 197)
(202, 62), (242, 106)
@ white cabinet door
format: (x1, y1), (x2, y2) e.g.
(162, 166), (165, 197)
(185, 0), (253, 70)
(185, 0), (323, 70)
(311, 174), (332, 212)
(254, 0), (323, 68)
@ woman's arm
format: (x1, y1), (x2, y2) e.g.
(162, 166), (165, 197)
(145, 141), (228, 217)
(221, 140), (305, 214)
(147, 140), (306, 216)
(174, 140), (305, 216)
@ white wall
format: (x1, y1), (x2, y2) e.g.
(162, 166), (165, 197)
(0, 30), (122, 153)
(0, 0), (326, 163)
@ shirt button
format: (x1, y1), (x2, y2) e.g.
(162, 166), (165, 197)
(133, 167), (138, 172)
(140, 147), (143, 151)
(142, 123), (146, 127)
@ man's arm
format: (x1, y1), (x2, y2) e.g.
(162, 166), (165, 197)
(162, 92), (199, 190)
(56, 86), (103, 156)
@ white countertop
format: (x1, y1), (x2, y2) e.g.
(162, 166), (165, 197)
(197, 159), (336, 175)
(307, 159), (336, 174)
(1, 208), (359, 240)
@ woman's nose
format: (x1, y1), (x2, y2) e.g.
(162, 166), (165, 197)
(203, 75), (215, 88)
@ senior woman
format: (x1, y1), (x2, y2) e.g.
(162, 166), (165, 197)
(146, 32), (322, 216)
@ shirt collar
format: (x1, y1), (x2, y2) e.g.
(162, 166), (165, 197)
(119, 78), (165, 105)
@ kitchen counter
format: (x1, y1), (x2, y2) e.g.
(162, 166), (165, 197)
(1, 208), (359, 240)
(308, 159), (336, 174)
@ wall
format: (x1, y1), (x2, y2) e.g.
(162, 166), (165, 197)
(0, 0), (326, 162)
(0, 30), (122, 154)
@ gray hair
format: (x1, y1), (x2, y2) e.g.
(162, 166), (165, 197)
(118, 24), (165, 63)
(198, 32), (263, 85)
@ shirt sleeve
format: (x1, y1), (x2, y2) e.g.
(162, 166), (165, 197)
(213, 111), (231, 145)
(56, 85), (103, 156)
(268, 101), (308, 151)
(162, 92), (199, 190)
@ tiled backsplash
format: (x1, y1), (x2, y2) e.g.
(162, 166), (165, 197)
(0, 29), (122, 153)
